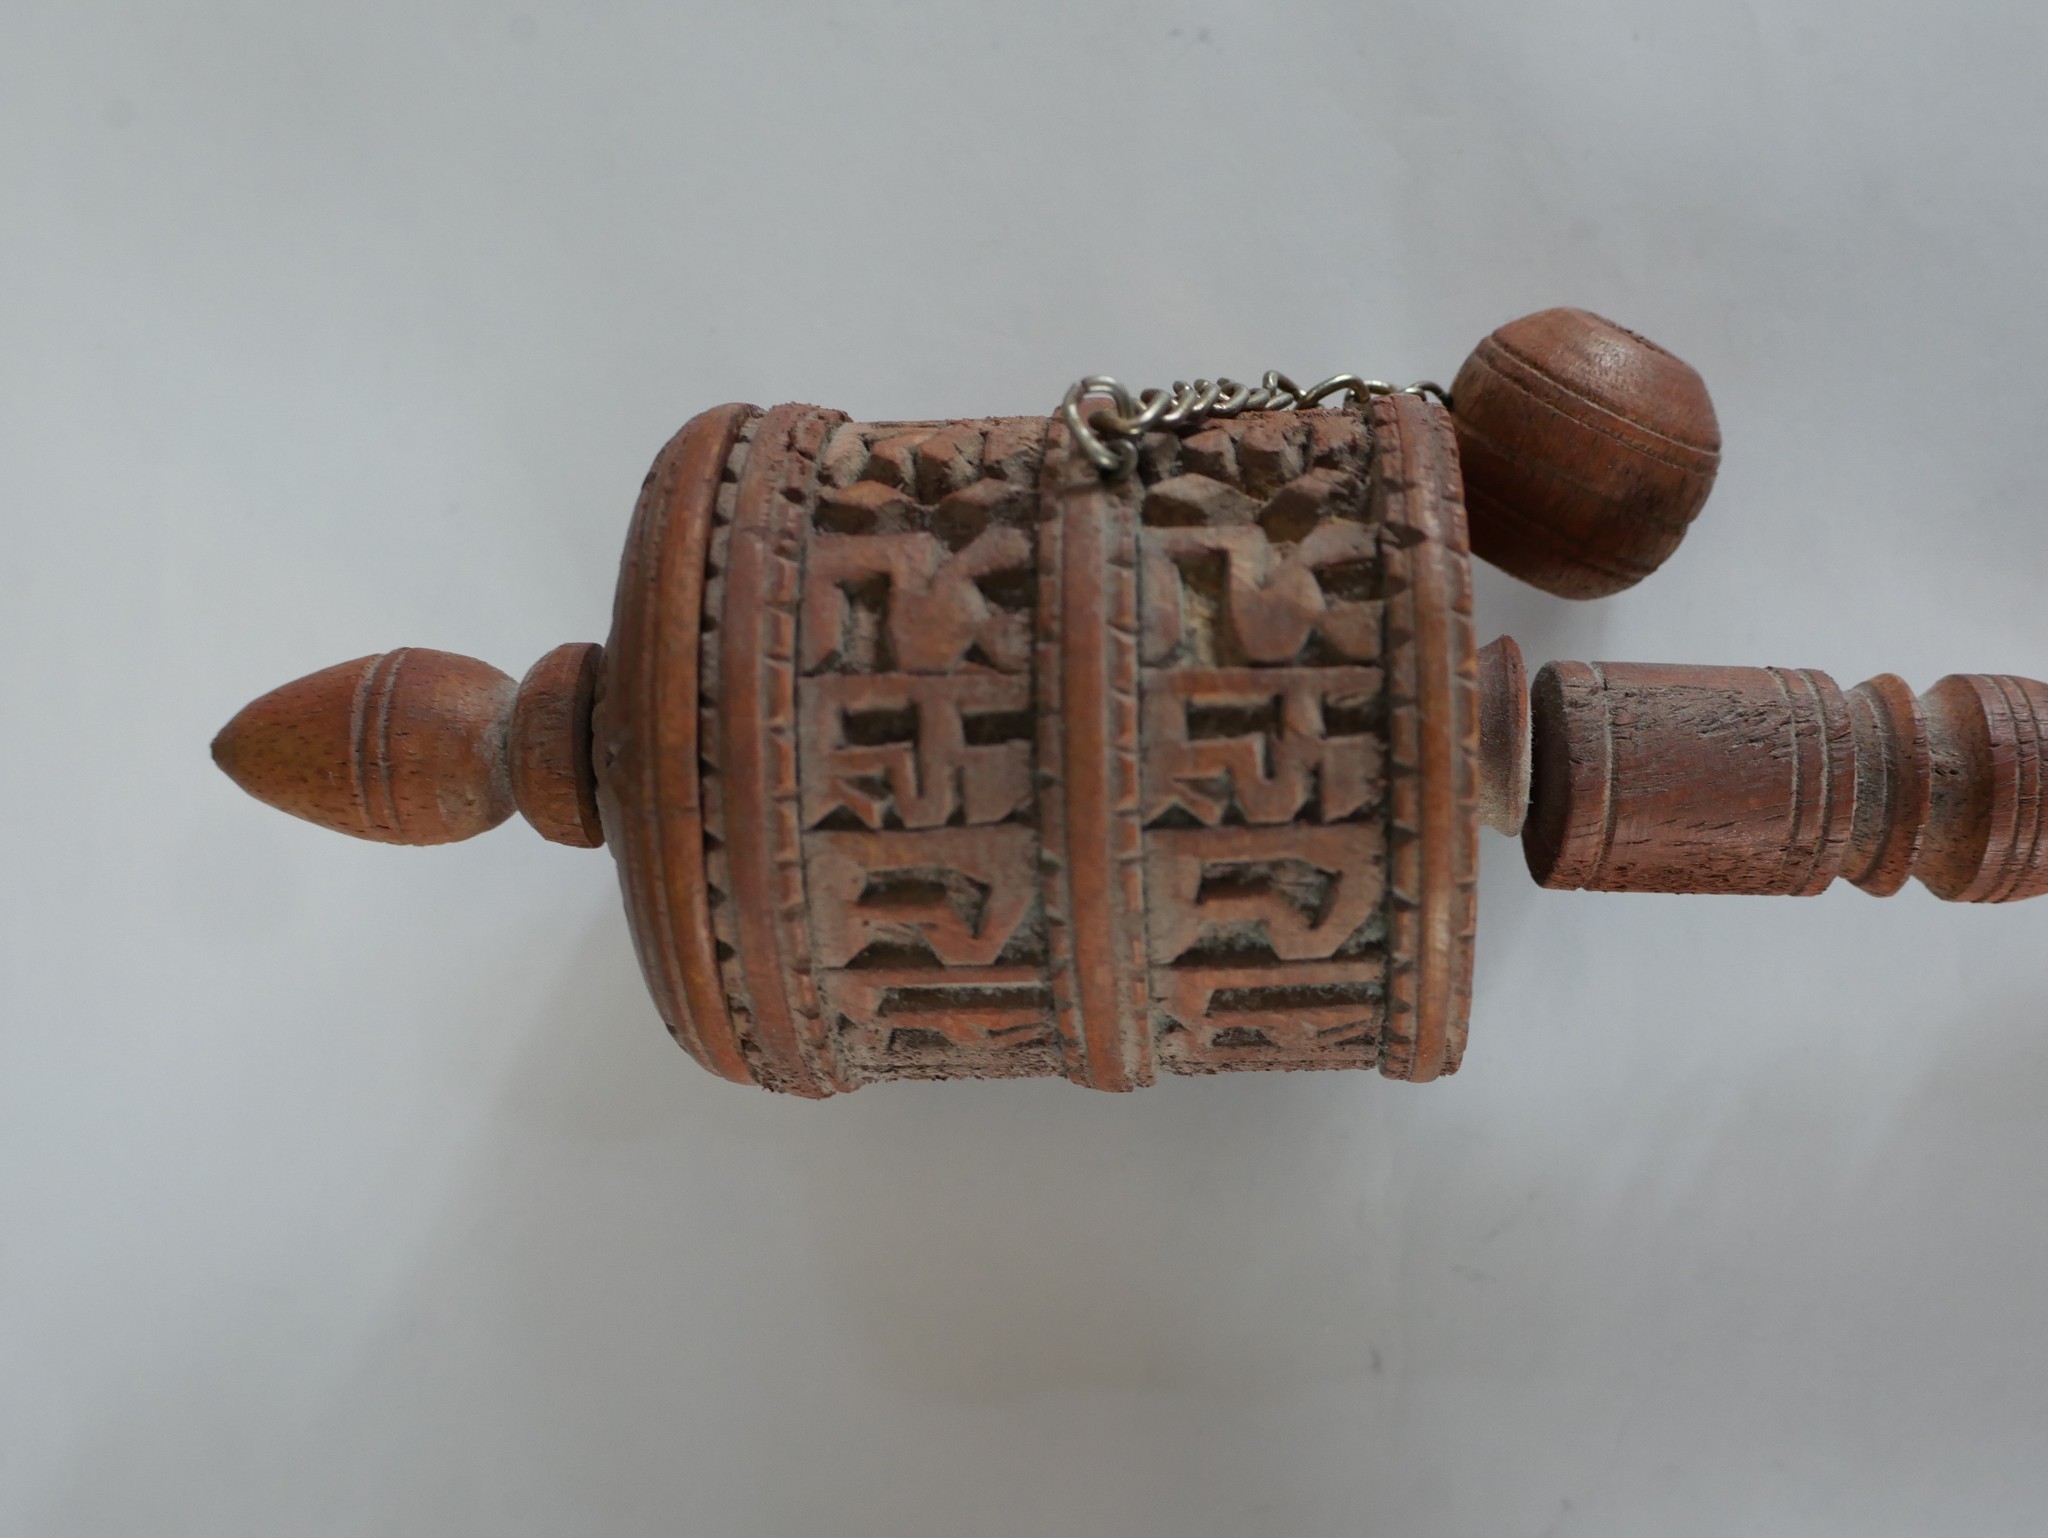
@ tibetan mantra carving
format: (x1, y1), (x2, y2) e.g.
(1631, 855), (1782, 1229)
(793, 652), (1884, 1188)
(590, 395), (1476, 1095)
(211, 307), (2048, 1098)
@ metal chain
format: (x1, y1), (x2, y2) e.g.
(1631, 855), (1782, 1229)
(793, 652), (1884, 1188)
(1057, 371), (1450, 478)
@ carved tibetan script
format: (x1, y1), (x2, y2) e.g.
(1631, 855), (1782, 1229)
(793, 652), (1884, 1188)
(789, 410), (1392, 1084)
(797, 420), (1058, 1082)
(1134, 414), (1389, 1073)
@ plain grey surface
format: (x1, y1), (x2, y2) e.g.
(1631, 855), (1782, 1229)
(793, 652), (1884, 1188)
(6, 4), (2048, 1534)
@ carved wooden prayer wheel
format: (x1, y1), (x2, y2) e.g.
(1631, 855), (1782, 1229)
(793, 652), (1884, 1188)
(213, 309), (2048, 1096)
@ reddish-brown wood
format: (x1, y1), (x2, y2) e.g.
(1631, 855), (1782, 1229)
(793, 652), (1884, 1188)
(715, 404), (842, 1097)
(1917, 674), (2048, 902)
(1039, 411), (1151, 1090)
(213, 649), (518, 844)
(1476, 635), (1530, 837)
(209, 390), (1493, 1092)
(613, 396), (1479, 1091)
(1526, 661), (2048, 901)
(1372, 395), (1479, 1081)
(207, 305), (2048, 1096)
(509, 642), (605, 848)
(788, 400), (1471, 1090)
(1841, 671), (1929, 897)
(226, 308), (2009, 1103)
(802, 414), (1058, 1084)
(1133, 404), (1401, 1079)
(593, 402), (757, 1084)
(1452, 308), (1720, 599)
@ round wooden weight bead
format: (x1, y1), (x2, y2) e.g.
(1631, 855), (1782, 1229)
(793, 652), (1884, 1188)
(1451, 308), (1720, 599)
(212, 643), (607, 848)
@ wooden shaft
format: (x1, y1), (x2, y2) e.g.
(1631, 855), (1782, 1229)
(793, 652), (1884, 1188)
(1524, 661), (2048, 901)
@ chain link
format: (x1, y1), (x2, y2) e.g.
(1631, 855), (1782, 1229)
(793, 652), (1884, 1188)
(1057, 371), (1449, 478)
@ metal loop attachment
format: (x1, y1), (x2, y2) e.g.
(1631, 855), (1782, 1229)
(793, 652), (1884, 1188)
(1058, 371), (1449, 478)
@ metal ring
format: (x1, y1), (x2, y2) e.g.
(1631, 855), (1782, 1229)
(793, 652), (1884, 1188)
(1059, 376), (1137, 474)
(1057, 364), (1446, 479)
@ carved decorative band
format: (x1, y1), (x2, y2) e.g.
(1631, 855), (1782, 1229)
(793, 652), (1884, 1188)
(797, 416), (1056, 1088)
(596, 402), (758, 1083)
(1374, 394), (1479, 1083)
(1038, 421), (1152, 1091)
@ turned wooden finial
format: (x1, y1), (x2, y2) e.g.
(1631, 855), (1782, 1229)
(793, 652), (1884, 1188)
(1451, 308), (1720, 599)
(212, 643), (605, 847)
(1525, 662), (2048, 902)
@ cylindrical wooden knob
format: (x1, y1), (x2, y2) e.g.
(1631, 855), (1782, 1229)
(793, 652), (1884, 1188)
(213, 643), (605, 847)
(1525, 661), (2048, 902)
(1451, 308), (1720, 599)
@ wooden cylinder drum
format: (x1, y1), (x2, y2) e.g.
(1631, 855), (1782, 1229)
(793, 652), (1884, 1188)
(595, 395), (1481, 1095)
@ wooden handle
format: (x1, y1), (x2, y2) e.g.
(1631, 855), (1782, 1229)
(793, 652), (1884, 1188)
(1524, 661), (2048, 902)
(212, 643), (605, 847)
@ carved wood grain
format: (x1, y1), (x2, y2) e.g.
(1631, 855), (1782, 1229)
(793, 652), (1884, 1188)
(597, 400), (1480, 1092)
(510, 641), (605, 848)
(1132, 408), (1393, 1076)
(211, 649), (517, 845)
(796, 415), (1057, 1086)
(1526, 661), (2048, 903)
(1452, 308), (1720, 599)
(1373, 394), (1480, 1082)
(594, 402), (758, 1083)
(1038, 415), (1152, 1091)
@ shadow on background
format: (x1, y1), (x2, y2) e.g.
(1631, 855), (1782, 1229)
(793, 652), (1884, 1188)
(32, 901), (2048, 1536)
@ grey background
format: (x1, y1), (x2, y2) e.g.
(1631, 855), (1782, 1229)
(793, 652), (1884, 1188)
(6, 3), (2048, 1534)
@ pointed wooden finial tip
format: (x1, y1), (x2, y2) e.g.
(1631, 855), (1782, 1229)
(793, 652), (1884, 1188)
(213, 649), (518, 845)
(215, 643), (607, 847)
